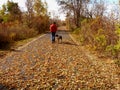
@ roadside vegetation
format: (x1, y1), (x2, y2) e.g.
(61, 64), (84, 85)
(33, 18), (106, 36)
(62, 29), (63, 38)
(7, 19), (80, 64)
(0, 0), (49, 50)
(57, 0), (120, 66)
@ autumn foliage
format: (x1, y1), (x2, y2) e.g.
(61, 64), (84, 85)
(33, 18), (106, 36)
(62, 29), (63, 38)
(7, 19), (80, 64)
(0, 0), (49, 48)
(73, 17), (120, 59)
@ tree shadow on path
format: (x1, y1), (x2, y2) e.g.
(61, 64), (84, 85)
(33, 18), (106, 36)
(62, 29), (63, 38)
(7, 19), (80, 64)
(61, 41), (78, 46)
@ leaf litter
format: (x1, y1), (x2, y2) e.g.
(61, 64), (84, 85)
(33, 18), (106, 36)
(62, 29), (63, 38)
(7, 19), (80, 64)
(0, 31), (119, 90)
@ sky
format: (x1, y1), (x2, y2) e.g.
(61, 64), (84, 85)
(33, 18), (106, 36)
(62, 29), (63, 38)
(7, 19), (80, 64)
(0, 0), (119, 20)
(0, 0), (66, 20)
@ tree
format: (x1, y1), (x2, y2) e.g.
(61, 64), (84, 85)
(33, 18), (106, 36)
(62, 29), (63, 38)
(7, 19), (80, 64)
(7, 0), (22, 21)
(94, 0), (105, 17)
(25, 0), (48, 28)
(0, 1), (22, 22)
(57, 0), (90, 27)
(25, 0), (34, 27)
(0, 5), (6, 16)
(34, 0), (48, 16)
(86, 0), (106, 19)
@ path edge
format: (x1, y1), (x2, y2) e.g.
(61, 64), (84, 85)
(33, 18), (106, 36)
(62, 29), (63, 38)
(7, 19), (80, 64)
(17, 34), (46, 50)
(69, 33), (80, 45)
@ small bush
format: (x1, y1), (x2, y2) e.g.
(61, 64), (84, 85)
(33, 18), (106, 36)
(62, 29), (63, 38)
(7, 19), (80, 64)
(9, 24), (38, 40)
(106, 41), (120, 58)
(29, 16), (49, 34)
(73, 28), (81, 35)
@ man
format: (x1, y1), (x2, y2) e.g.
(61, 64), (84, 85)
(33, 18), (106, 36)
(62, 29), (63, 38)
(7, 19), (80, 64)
(50, 22), (57, 43)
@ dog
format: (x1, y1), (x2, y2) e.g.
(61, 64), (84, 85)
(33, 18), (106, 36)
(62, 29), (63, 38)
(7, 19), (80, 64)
(55, 34), (62, 43)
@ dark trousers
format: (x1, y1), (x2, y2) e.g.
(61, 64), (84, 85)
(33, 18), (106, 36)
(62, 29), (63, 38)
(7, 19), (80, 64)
(51, 32), (56, 42)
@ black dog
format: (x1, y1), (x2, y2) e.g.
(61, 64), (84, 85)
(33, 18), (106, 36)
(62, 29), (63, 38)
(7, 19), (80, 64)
(55, 35), (62, 43)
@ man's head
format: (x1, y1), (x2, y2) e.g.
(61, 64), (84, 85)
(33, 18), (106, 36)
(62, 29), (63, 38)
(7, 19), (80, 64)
(53, 22), (56, 24)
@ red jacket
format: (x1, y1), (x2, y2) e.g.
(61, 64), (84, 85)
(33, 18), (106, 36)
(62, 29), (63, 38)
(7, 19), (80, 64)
(50, 24), (57, 32)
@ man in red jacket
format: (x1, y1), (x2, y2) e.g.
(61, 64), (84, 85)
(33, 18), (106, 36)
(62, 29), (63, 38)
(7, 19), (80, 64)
(50, 22), (57, 43)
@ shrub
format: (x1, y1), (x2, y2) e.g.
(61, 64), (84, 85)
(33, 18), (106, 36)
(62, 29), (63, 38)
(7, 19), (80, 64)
(8, 24), (38, 40)
(0, 24), (13, 49)
(95, 34), (106, 50)
(29, 16), (49, 34)
(0, 22), (38, 42)
(73, 28), (81, 35)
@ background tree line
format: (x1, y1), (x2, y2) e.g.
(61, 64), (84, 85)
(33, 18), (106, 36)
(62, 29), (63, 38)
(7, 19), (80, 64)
(57, 0), (120, 59)
(0, 0), (49, 48)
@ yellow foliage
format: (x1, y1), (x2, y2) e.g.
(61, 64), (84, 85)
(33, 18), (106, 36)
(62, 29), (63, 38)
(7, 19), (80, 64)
(73, 17), (119, 58)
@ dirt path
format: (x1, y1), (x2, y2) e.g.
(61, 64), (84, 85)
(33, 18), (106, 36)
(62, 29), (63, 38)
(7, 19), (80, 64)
(0, 30), (119, 90)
